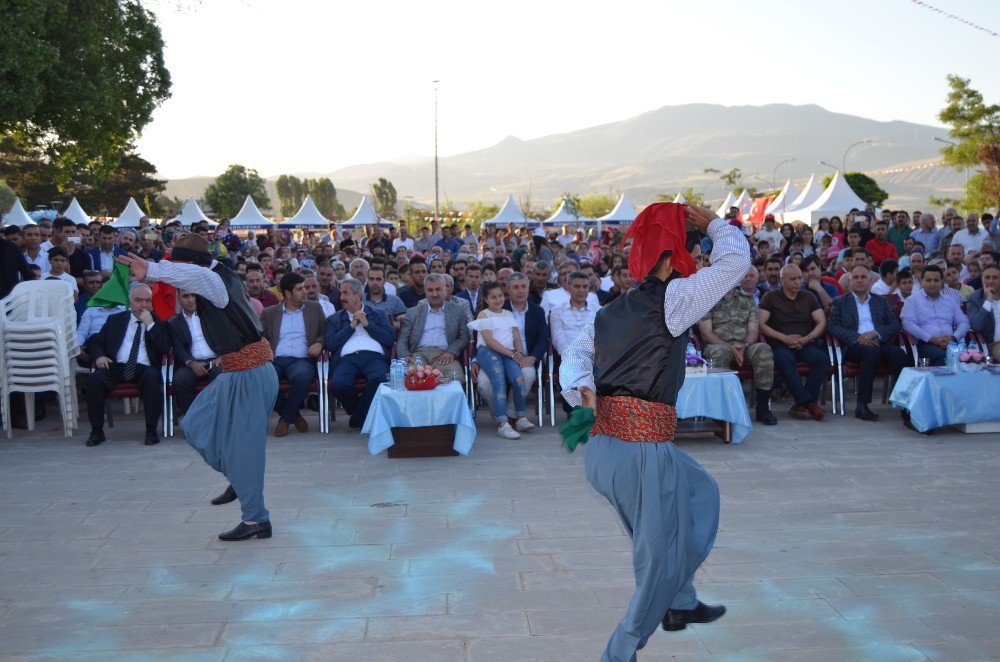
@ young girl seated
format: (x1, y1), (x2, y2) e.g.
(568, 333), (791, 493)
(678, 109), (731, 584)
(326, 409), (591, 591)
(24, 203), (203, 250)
(467, 281), (535, 439)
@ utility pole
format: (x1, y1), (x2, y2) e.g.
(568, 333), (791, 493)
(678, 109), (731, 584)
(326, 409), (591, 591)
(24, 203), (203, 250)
(433, 80), (440, 223)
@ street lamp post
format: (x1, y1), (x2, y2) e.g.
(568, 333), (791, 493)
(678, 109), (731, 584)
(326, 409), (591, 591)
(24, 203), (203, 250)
(433, 80), (440, 224)
(843, 139), (873, 173)
(819, 160), (839, 172)
(771, 158), (795, 189)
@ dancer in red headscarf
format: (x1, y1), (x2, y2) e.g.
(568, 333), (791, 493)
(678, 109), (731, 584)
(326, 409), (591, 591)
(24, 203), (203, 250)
(560, 203), (751, 661)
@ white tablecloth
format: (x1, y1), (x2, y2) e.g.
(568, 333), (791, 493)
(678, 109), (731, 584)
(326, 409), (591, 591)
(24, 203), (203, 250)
(677, 371), (753, 444)
(362, 381), (477, 456)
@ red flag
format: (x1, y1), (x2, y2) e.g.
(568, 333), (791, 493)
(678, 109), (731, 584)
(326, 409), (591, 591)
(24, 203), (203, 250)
(747, 196), (776, 227)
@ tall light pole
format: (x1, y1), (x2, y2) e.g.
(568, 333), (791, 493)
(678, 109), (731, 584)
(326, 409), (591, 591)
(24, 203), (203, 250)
(772, 157), (795, 189)
(433, 80), (440, 223)
(819, 160), (839, 172)
(933, 136), (969, 185)
(843, 139), (872, 173)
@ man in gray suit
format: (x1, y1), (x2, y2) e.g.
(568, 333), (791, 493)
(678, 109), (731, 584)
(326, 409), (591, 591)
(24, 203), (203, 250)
(828, 265), (906, 422)
(397, 273), (470, 382)
(967, 264), (1000, 361)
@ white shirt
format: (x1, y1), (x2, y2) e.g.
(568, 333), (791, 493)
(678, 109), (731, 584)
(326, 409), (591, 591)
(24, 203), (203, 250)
(275, 305), (309, 358)
(315, 297), (336, 318)
(418, 306), (448, 350)
(870, 279), (891, 296)
(951, 228), (987, 253)
(853, 292), (876, 336)
(755, 227), (783, 251)
(23, 250), (49, 276)
(392, 237), (414, 252)
(550, 300), (599, 355)
(115, 316), (155, 367)
(183, 311), (215, 361)
(984, 300), (1000, 343)
(470, 308), (517, 350)
(541, 287), (600, 318)
(462, 288), (479, 311)
(600, 275), (613, 291)
(341, 309), (385, 357)
(96, 248), (116, 271)
(48, 272), (77, 289)
(509, 301), (529, 342)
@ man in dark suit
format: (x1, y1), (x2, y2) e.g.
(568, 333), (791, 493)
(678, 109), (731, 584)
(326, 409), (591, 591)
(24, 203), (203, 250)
(0, 235), (35, 299)
(260, 272), (326, 437)
(85, 283), (171, 446)
(454, 263), (482, 313)
(828, 264), (907, 421)
(87, 225), (127, 277)
(324, 278), (396, 429)
(168, 289), (221, 415)
(397, 274), (470, 383)
(967, 264), (1000, 362)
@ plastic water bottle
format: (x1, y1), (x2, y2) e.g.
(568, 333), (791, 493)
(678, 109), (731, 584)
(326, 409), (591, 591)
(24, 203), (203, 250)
(392, 360), (405, 390)
(414, 355), (424, 367)
(946, 342), (959, 371)
(686, 342), (698, 358)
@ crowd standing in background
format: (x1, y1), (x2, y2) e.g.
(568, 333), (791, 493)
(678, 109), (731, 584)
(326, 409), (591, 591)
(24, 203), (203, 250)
(1, 201), (998, 438)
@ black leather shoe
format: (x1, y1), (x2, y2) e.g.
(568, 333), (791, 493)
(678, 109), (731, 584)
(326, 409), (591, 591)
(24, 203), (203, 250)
(219, 521), (272, 541)
(855, 406), (879, 422)
(211, 485), (237, 506)
(85, 430), (105, 447)
(755, 407), (778, 426)
(663, 601), (726, 631)
(144, 430), (160, 445)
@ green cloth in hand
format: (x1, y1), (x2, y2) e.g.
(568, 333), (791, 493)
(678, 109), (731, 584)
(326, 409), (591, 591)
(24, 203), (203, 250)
(560, 406), (595, 453)
(87, 262), (132, 308)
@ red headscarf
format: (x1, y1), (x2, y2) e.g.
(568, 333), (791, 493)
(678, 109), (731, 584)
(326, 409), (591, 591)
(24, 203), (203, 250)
(622, 202), (695, 281)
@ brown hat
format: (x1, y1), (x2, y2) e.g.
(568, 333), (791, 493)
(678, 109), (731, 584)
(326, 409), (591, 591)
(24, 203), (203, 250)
(171, 232), (212, 264)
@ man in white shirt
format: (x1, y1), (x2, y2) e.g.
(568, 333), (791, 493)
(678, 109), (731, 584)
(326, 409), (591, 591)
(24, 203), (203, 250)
(21, 224), (49, 276)
(550, 271), (600, 356)
(951, 213), (988, 254)
(754, 214), (783, 252)
(303, 274), (337, 318)
(169, 290), (222, 415)
(392, 226), (415, 253)
(541, 260), (600, 318)
(870, 259), (898, 296)
(557, 225), (574, 247)
(349, 257), (397, 296)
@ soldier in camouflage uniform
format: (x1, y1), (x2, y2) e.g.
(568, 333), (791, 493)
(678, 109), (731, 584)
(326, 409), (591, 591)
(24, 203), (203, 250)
(697, 266), (777, 425)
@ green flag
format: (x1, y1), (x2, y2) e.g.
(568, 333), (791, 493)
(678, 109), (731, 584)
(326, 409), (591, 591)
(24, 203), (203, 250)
(87, 262), (132, 308)
(559, 406), (595, 453)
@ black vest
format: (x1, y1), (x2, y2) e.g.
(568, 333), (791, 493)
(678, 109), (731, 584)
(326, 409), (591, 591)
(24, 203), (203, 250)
(593, 275), (688, 405)
(196, 262), (263, 356)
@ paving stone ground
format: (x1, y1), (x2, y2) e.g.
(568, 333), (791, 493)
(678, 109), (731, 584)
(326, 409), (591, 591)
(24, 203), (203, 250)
(1, 399), (999, 661)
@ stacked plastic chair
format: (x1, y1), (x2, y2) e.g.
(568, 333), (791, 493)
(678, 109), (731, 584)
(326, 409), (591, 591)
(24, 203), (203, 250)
(0, 281), (81, 438)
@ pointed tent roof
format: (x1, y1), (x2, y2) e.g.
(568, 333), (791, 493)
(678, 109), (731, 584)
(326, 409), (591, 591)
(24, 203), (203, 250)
(672, 192), (686, 204)
(542, 199), (591, 226)
(175, 197), (214, 226)
(228, 196), (275, 229)
(595, 193), (639, 226)
(2, 198), (35, 227)
(110, 197), (147, 228)
(783, 173), (824, 213)
(732, 189), (752, 216)
(339, 195), (390, 227)
(482, 195), (528, 226)
(764, 179), (801, 218)
(786, 171), (868, 226)
(715, 192), (736, 217)
(285, 195), (332, 229)
(63, 197), (91, 224)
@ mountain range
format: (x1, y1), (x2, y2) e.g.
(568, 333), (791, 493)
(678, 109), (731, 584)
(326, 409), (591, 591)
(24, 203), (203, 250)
(163, 103), (965, 214)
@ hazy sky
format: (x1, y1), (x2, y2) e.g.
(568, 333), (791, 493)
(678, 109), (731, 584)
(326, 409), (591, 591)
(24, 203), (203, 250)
(137, 0), (1000, 179)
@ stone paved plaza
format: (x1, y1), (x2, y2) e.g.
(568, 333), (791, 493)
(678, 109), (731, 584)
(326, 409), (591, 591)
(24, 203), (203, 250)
(1, 400), (999, 661)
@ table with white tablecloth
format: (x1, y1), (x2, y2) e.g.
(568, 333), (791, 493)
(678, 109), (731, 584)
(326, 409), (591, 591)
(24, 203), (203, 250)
(889, 366), (1000, 433)
(676, 371), (754, 444)
(362, 381), (477, 456)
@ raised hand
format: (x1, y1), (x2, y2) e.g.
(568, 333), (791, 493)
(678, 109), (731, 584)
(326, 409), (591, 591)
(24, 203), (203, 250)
(116, 252), (149, 282)
(683, 205), (719, 233)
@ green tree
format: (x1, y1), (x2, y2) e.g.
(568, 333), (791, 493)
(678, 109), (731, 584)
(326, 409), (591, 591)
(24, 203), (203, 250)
(656, 188), (706, 207)
(938, 74), (1000, 211)
(821, 172), (888, 206)
(577, 193), (616, 219)
(288, 176), (304, 212)
(0, 0), (171, 188)
(204, 164), (269, 217)
(0, 180), (15, 213)
(78, 152), (166, 214)
(308, 177), (345, 220)
(372, 177), (397, 219)
(704, 167), (745, 194)
(275, 175), (293, 216)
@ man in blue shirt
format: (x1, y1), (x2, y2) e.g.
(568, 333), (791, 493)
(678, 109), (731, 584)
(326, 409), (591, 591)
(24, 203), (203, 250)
(910, 213), (942, 254)
(435, 226), (461, 258)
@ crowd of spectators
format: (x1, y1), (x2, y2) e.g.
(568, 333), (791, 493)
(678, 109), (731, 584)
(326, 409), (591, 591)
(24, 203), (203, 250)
(1, 201), (998, 439)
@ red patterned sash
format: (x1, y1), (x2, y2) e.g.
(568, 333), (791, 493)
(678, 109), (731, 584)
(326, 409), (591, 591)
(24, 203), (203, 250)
(220, 338), (274, 373)
(591, 396), (677, 442)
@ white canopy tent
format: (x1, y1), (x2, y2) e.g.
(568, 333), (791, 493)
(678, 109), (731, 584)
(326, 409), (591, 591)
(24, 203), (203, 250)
(785, 171), (868, 226)
(541, 199), (591, 226)
(764, 179), (801, 220)
(672, 192), (686, 204)
(284, 195), (333, 230)
(732, 189), (752, 218)
(110, 197), (147, 228)
(2, 198), (35, 227)
(228, 196), (275, 230)
(594, 193), (639, 226)
(339, 195), (392, 228)
(715, 192), (736, 217)
(175, 197), (215, 227)
(482, 195), (530, 226)
(62, 197), (92, 224)
(783, 173), (824, 213)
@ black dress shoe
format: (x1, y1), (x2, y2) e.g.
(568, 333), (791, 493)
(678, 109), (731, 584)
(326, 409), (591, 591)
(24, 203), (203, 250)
(755, 408), (778, 426)
(663, 601), (726, 631)
(855, 406), (879, 422)
(85, 430), (105, 447)
(219, 521), (272, 541)
(211, 485), (238, 506)
(144, 430), (160, 445)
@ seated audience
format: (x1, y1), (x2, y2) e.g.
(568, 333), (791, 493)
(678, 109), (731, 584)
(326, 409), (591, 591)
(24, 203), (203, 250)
(261, 273), (326, 436)
(85, 284), (171, 447)
(901, 265), (969, 366)
(325, 278), (395, 429)
(967, 264), (1000, 361)
(168, 290), (221, 416)
(397, 273), (470, 382)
